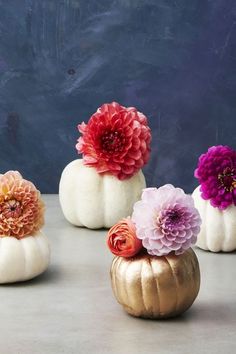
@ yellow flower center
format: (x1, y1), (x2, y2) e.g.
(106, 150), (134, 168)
(218, 167), (236, 192)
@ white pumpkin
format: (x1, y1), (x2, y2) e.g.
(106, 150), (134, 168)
(59, 159), (146, 229)
(0, 231), (50, 283)
(192, 186), (236, 252)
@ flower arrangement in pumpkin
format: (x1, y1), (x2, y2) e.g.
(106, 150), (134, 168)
(195, 145), (236, 210)
(0, 171), (44, 239)
(76, 101), (152, 180)
(192, 145), (236, 253)
(107, 184), (202, 319)
(107, 184), (201, 258)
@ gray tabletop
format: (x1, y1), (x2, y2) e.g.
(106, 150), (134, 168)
(0, 195), (235, 354)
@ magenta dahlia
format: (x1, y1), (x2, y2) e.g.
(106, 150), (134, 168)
(132, 185), (201, 256)
(76, 102), (151, 180)
(195, 145), (236, 209)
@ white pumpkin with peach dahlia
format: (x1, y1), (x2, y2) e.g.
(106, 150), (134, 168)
(0, 171), (50, 283)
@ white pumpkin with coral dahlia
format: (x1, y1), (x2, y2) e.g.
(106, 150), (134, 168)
(59, 102), (151, 229)
(59, 159), (146, 229)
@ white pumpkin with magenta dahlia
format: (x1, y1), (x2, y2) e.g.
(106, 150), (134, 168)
(193, 145), (236, 252)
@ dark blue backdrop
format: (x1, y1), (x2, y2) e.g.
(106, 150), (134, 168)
(0, 0), (236, 193)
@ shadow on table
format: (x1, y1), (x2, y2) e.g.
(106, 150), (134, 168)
(121, 298), (236, 325)
(117, 307), (197, 323)
(0, 265), (61, 287)
(182, 299), (236, 324)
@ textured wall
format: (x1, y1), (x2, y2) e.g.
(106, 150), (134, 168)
(0, 0), (236, 193)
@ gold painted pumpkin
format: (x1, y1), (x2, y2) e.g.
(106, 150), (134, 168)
(110, 248), (200, 319)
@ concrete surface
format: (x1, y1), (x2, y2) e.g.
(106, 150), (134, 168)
(0, 195), (235, 354)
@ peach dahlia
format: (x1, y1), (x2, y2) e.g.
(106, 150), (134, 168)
(0, 171), (44, 239)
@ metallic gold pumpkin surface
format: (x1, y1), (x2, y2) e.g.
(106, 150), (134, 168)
(110, 248), (200, 319)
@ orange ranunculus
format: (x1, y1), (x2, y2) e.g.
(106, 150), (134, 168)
(106, 218), (143, 257)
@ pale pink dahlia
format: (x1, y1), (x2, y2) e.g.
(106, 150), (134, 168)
(132, 185), (201, 256)
(195, 145), (236, 209)
(76, 102), (151, 180)
(0, 171), (44, 239)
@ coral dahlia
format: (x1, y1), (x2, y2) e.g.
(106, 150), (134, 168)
(0, 171), (44, 238)
(194, 145), (236, 209)
(76, 102), (151, 180)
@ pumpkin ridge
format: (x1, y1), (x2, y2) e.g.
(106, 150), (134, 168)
(193, 187), (206, 250)
(202, 192), (208, 250)
(100, 174), (106, 228)
(123, 259), (131, 309)
(124, 260), (136, 313)
(188, 250), (200, 302)
(221, 211), (227, 251)
(19, 236), (27, 279)
(112, 257), (122, 302)
(201, 188), (209, 251)
(110, 258), (118, 300)
(203, 195), (211, 251)
(192, 251), (201, 296)
(111, 256), (119, 275)
(34, 233), (48, 274)
(165, 256), (179, 314)
(150, 257), (161, 316)
(221, 206), (232, 252)
(34, 234), (43, 259)
(118, 257), (129, 305)
(208, 204), (223, 252)
(140, 260), (147, 314)
(148, 257), (159, 317)
(182, 250), (196, 300)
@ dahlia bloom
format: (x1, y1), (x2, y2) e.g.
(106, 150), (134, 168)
(195, 145), (236, 209)
(76, 102), (151, 180)
(132, 185), (201, 256)
(0, 171), (44, 239)
(107, 217), (142, 257)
